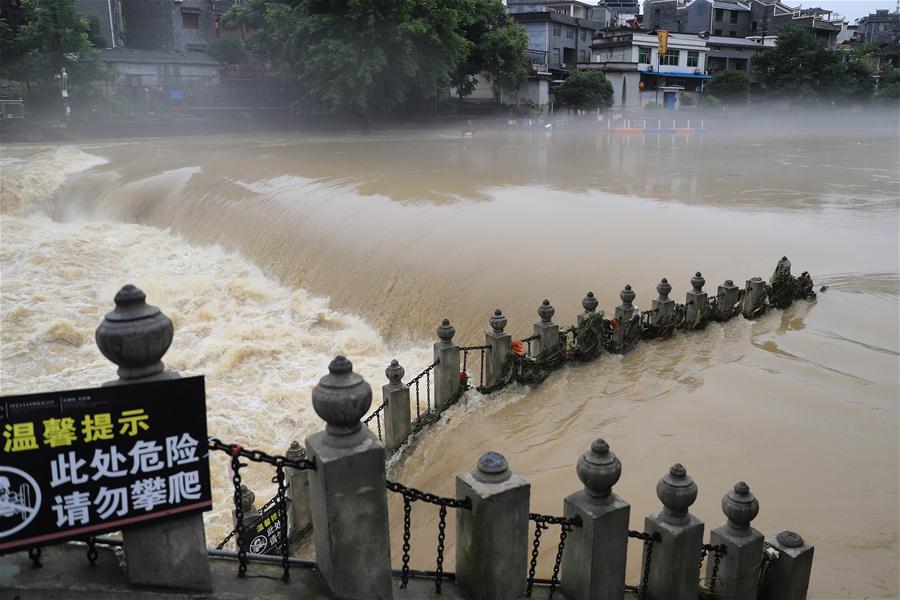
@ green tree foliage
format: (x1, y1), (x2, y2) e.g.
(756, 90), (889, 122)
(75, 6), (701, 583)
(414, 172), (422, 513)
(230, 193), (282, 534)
(705, 69), (750, 104)
(553, 70), (613, 111)
(876, 67), (900, 102)
(0, 0), (105, 105)
(207, 37), (248, 65)
(754, 26), (874, 105)
(223, 0), (527, 113)
(451, 0), (528, 98)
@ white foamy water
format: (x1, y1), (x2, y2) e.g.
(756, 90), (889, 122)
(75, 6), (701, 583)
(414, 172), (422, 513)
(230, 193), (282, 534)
(0, 146), (432, 539)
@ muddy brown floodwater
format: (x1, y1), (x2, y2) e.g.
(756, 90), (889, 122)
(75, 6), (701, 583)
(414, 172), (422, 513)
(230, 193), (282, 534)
(2, 113), (898, 598)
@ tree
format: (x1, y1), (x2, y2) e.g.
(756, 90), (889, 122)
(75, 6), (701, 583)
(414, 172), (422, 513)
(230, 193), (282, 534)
(553, 70), (613, 111)
(705, 70), (750, 105)
(876, 67), (900, 103)
(207, 37), (247, 66)
(754, 26), (874, 105)
(1, 0), (105, 107)
(224, 0), (473, 116)
(451, 0), (528, 99)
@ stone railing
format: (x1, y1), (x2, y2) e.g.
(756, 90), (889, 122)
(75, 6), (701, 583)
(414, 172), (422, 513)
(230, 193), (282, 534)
(43, 273), (815, 600)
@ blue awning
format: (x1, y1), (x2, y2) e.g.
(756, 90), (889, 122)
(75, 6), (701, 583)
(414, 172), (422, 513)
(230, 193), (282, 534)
(639, 70), (711, 80)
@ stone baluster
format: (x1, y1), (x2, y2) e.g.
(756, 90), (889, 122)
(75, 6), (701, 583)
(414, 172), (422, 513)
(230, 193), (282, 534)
(759, 531), (815, 600)
(232, 484), (261, 531)
(643, 463), (704, 600)
(381, 359), (411, 452)
(433, 319), (461, 412)
(485, 309), (512, 389)
(561, 439), (630, 600)
(707, 482), (764, 600)
(456, 451), (530, 600)
(533, 299), (560, 355)
(612, 285), (638, 349)
(769, 256), (795, 309)
(285, 440), (312, 539)
(743, 276), (767, 318)
(95, 284), (212, 592)
(306, 356), (393, 599)
(684, 272), (708, 329)
(650, 278), (675, 331)
(577, 291), (604, 340)
(716, 279), (741, 319)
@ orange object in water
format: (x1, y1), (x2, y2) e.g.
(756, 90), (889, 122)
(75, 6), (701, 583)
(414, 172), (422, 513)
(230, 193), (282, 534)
(608, 318), (618, 330)
(459, 370), (468, 382)
(511, 340), (526, 357)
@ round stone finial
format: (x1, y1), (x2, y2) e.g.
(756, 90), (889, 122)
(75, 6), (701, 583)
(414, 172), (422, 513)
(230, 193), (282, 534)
(95, 284), (174, 380)
(691, 272), (706, 292)
(239, 484), (255, 511)
(582, 292), (599, 313)
(490, 309), (508, 334)
(576, 438), (622, 503)
(437, 319), (456, 343)
(657, 278), (672, 300)
(620, 284), (636, 307)
(386, 359), (405, 385)
(722, 481), (759, 535)
(776, 530), (804, 549)
(724, 279), (734, 286)
(286, 440), (306, 461)
(538, 299), (555, 322)
(656, 463), (698, 525)
(473, 451), (511, 483)
(312, 356), (373, 437)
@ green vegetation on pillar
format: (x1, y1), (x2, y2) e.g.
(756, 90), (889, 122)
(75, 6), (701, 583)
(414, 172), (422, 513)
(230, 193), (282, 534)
(554, 70), (614, 111)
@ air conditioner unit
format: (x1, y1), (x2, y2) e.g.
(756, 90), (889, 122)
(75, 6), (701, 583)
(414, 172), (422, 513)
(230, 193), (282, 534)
(694, 68), (701, 73)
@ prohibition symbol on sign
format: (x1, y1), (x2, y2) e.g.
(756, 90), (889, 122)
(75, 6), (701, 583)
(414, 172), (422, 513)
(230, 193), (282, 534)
(249, 534), (268, 554)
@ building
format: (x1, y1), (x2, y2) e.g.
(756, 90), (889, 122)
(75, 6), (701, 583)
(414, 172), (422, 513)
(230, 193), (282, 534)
(854, 9), (900, 70)
(643, 0), (751, 37)
(74, 0), (124, 48)
(601, 0), (640, 26)
(705, 35), (764, 75)
(121, 0), (237, 52)
(749, 1), (844, 46)
(591, 29), (709, 109)
(509, 0), (601, 69)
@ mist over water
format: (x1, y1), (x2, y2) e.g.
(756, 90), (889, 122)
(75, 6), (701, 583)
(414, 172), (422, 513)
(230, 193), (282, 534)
(2, 110), (898, 597)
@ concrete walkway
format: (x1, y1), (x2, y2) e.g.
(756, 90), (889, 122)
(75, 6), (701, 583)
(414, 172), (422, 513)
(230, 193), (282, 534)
(0, 543), (641, 599)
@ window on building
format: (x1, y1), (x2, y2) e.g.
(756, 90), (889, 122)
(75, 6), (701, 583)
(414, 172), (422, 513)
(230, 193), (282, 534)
(579, 49), (586, 61)
(638, 46), (652, 63)
(182, 12), (200, 29)
(553, 25), (561, 37)
(728, 30), (736, 37)
(581, 30), (587, 41)
(715, 8), (724, 22)
(752, 20), (758, 30)
(687, 50), (699, 67)
(714, 29), (722, 35)
(553, 48), (561, 65)
(655, 7), (660, 15)
(660, 49), (680, 66)
(566, 27), (574, 39)
(730, 11), (738, 23)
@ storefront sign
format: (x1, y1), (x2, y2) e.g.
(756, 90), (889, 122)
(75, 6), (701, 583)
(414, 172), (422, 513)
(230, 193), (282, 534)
(0, 377), (211, 553)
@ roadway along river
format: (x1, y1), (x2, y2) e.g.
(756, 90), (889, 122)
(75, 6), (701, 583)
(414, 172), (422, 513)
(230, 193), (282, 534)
(1, 113), (897, 597)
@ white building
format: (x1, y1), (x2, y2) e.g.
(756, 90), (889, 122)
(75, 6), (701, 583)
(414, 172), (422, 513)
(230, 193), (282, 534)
(590, 30), (710, 109)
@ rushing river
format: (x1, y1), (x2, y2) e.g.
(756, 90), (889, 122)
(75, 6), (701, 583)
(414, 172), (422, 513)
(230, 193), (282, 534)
(1, 113), (898, 598)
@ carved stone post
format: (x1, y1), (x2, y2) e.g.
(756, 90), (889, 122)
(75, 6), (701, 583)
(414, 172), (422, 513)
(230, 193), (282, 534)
(95, 284), (212, 592)
(561, 439), (630, 600)
(612, 285), (639, 350)
(684, 272), (709, 329)
(233, 484), (261, 533)
(456, 451), (530, 600)
(577, 292), (604, 350)
(708, 482), (764, 600)
(306, 356), (393, 600)
(743, 276), (767, 319)
(285, 441), (312, 538)
(759, 531), (815, 600)
(769, 256), (795, 309)
(533, 299), (560, 356)
(650, 278), (675, 331)
(643, 464), (704, 600)
(716, 280), (741, 320)
(485, 310), (512, 389)
(433, 319), (461, 412)
(382, 360), (411, 452)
